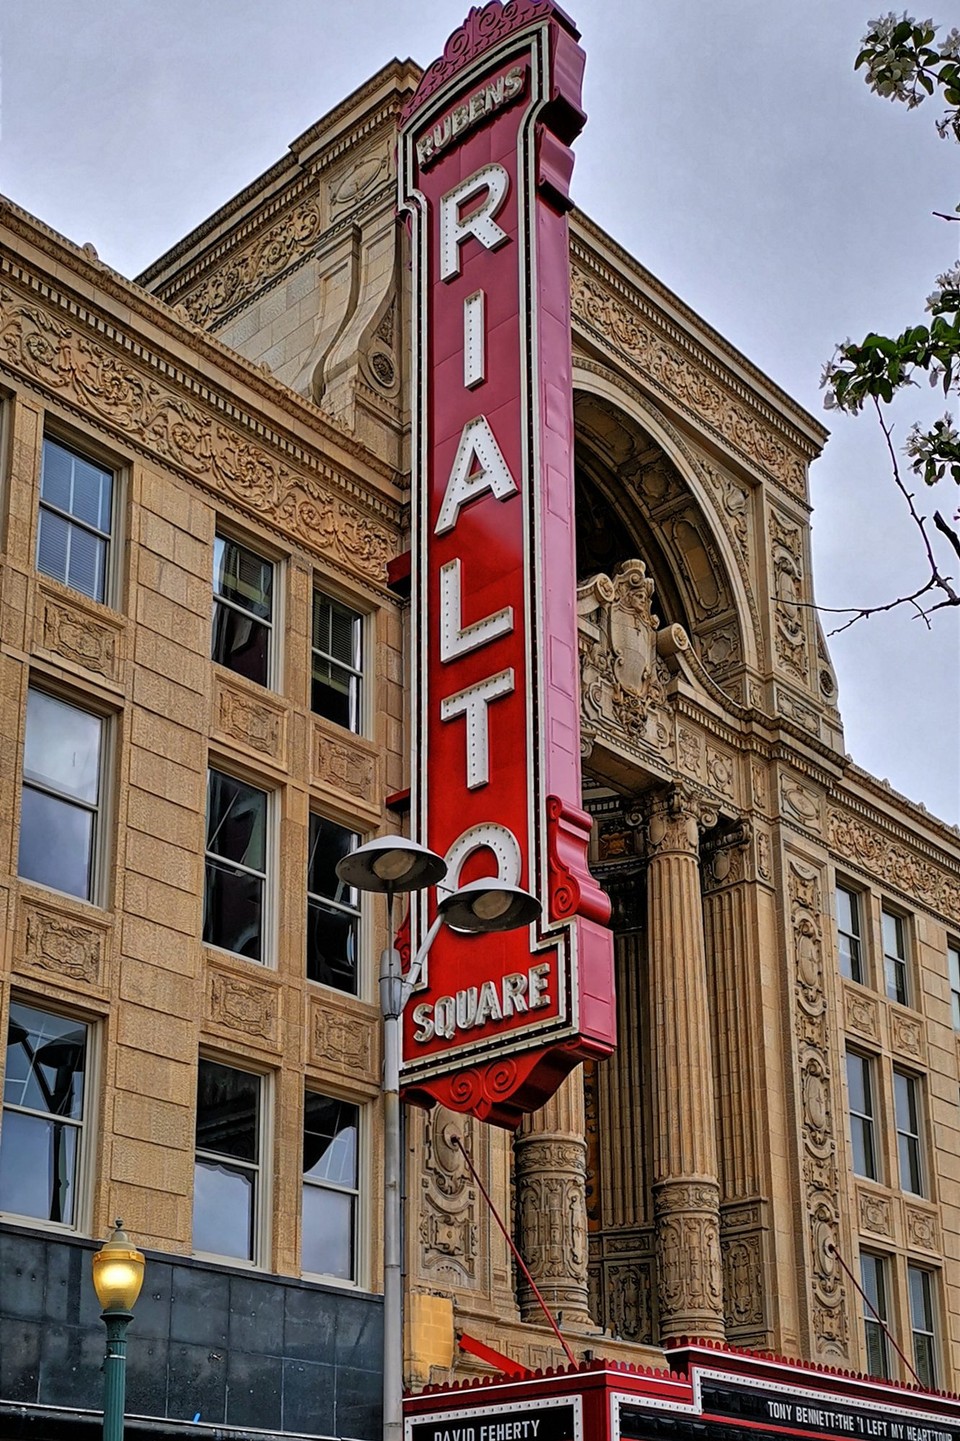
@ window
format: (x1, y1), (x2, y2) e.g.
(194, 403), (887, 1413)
(0, 1003), (89, 1226)
(312, 591), (363, 731)
(193, 1059), (263, 1262)
(18, 688), (104, 902)
(846, 1050), (878, 1180)
(306, 814), (360, 993)
(212, 534), (274, 688)
(37, 436), (114, 603)
(909, 1265), (937, 1388)
(949, 941), (960, 1030)
(883, 908), (909, 1005)
(860, 1252), (891, 1378)
(837, 886), (864, 984)
(894, 1069), (924, 1195)
(302, 1091), (360, 1281)
(203, 769), (268, 962)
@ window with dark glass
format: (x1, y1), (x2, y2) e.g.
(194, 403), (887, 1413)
(311, 592), (363, 731)
(846, 1050), (878, 1180)
(203, 769), (268, 962)
(883, 908), (909, 1005)
(949, 941), (960, 1030)
(860, 1252), (891, 1378)
(37, 436), (114, 603)
(18, 688), (104, 902)
(302, 1091), (359, 1281)
(837, 885), (863, 984)
(894, 1069), (924, 1195)
(909, 1265), (937, 1389)
(0, 1002), (88, 1226)
(212, 535), (274, 687)
(193, 1059), (262, 1262)
(306, 814), (360, 993)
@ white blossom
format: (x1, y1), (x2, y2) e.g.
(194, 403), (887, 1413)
(925, 263), (960, 311)
(939, 26), (960, 58)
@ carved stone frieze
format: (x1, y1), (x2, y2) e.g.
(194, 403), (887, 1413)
(577, 560), (671, 751)
(570, 261), (809, 500)
(420, 1109), (478, 1286)
(706, 744), (735, 800)
(0, 285), (395, 583)
(310, 1001), (375, 1074)
(328, 146), (389, 218)
(857, 1188), (892, 1238)
(905, 1204), (939, 1252)
(788, 856), (849, 1358)
(780, 775), (823, 833)
(769, 511), (809, 681)
(515, 1134), (590, 1320)
(829, 808), (960, 925)
(890, 1011), (923, 1060)
(654, 1181), (724, 1333)
(723, 1233), (765, 1330)
(312, 722), (378, 808)
(37, 590), (120, 681)
(215, 681), (285, 761)
(678, 726), (704, 778)
(843, 987), (879, 1041)
(604, 1261), (655, 1344)
(21, 903), (104, 986)
(207, 969), (279, 1044)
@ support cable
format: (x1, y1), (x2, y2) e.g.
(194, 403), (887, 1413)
(827, 1241), (923, 1388)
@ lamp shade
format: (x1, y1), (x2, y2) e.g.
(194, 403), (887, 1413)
(336, 835), (447, 894)
(92, 1221), (145, 1312)
(438, 878), (541, 933)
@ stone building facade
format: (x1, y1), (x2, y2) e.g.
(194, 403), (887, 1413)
(2, 30), (960, 1441)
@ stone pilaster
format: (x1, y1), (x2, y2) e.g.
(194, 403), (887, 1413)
(514, 1069), (591, 1326)
(646, 785), (725, 1341)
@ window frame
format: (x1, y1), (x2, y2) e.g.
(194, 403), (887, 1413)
(894, 1068), (925, 1196)
(202, 764), (274, 966)
(908, 1264), (938, 1390)
(301, 1087), (365, 1286)
(0, 998), (96, 1233)
(836, 883), (865, 985)
(948, 939), (960, 1031)
(310, 586), (366, 735)
(882, 906), (911, 1007)
(846, 1048), (879, 1181)
(37, 431), (119, 607)
(211, 529), (279, 692)
(306, 810), (363, 996)
(18, 683), (110, 906)
(860, 1251), (892, 1380)
(192, 1055), (270, 1268)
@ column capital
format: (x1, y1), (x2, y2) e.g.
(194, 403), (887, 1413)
(639, 784), (718, 858)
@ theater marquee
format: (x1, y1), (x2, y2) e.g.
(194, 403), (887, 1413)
(397, 0), (616, 1125)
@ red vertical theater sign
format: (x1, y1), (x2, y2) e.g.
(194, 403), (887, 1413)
(397, 1), (615, 1126)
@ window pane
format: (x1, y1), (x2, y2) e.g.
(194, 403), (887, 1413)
(196, 1061), (259, 1162)
(306, 899), (358, 992)
(4, 1004), (86, 1117)
(212, 604), (270, 686)
(311, 659), (361, 730)
(36, 508), (70, 588)
(949, 944), (960, 1030)
(311, 592), (362, 731)
(193, 1160), (254, 1260)
(308, 815), (358, 905)
(24, 690), (102, 804)
(303, 1093), (358, 1187)
(18, 789), (95, 900)
(313, 593), (361, 668)
(302, 1184), (354, 1280)
(203, 859), (263, 961)
(206, 771), (266, 872)
(213, 536), (272, 616)
(41, 440), (112, 531)
(0, 1111), (79, 1224)
(861, 1254), (890, 1378)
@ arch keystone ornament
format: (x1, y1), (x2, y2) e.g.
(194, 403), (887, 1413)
(399, 1), (616, 1126)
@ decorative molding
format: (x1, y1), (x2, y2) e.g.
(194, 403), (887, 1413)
(843, 985), (880, 1042)
(769, 510), (809, 682)
(37, 589), (121, 681)
(723, 1232), (765, 1331)
(401, 0), (555, 119)
(857, 1188), (892, 1238)
(420, 1108), (479, 1286)
(214, 679), (286, 762)
(310, 1000), (376, 1075)
(21, 902), (105, 986)
(829, 806), (960, 924)
(207, 968), (279, 1044)
(780, 775), (823, 833)
(577, 560), (671, 753)
(890, 1010), (924, 1061)
(312, 720), (379, 809)
(905, 1203), (939, 1252)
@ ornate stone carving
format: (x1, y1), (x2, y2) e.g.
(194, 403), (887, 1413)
(844, 987), (879, 1040)
(788, 857), (849, 1358)
(723, 1234), (764, 1330)
(577, 560), (671, 750)
(605, 1262), (654, 1343)
(905, 1204), (939, 1252)
(570, 261), (809, 500)
(313, 725), (377, 802)
(515, 1135), (591, 1322)
(0, 286), (395, 583)
(654, 1182), (724, 1333)
(890, 1011), (923, 1059)
(858, 1188), (892, 1237)
(420, 1109), (478, 1285)
(776, 687), (821, 735)
(328, 148), (388, 216)
(780, 775), (823, 832)
(678, 727), (703, 777)
(756, 830), (773, 881)
(22, 905), (103, 984)
(752, 760), (769, 809)
(403, 0), (554, 117)
(829, 808), (960, 925)
(208, 970), (278, 1043)
(38, 592), (120, 680)
(706, 744), (735, 799)
(770, 512), (809, 681)
(216, 683), (283, 758)
(311, 1003), (374, 1073)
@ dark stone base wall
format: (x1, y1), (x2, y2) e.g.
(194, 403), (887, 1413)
(0, 1224), (383, 1439)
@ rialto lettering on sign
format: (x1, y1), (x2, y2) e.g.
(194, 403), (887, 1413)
(397, 0), (616, 1126)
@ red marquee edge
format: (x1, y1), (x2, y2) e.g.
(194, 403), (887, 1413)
(405, 1343), (960, 1440)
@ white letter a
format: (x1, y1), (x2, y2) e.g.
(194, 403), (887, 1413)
(435, 415), (518, 536)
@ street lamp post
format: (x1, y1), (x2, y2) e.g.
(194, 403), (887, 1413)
(336, 837), (540, 1441)
(91, 1220), (145, 1441)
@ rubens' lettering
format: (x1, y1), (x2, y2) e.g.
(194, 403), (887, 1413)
(416, 65), (525, 166)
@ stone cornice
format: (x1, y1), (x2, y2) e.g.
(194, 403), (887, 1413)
(827, 794), (960, 925)
(0, 200), (399, 493)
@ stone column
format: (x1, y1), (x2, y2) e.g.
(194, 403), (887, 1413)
(514, 1069), (591, 1326)
(646, 785), (725, 1341)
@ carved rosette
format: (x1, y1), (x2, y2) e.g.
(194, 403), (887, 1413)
(514, 1134), (591, 1324)
(788, 857), (849, 1359)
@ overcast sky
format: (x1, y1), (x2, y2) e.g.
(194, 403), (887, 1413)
(2, 0), (958, 825)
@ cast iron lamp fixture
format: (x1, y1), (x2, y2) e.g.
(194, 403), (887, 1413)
(335, 835), (540, 1441)
(91, 1221), (145, 1441)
